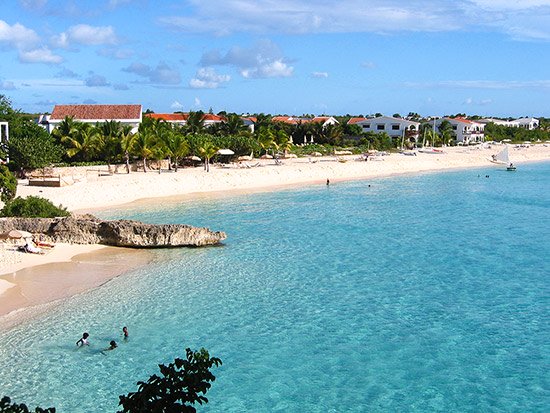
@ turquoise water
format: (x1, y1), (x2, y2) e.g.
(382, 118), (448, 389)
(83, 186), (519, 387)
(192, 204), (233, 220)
(0, 163), (549, 412)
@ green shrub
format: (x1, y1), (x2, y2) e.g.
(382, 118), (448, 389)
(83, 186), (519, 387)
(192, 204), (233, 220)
(1, 196), (70, 218)
(0, 165), (17, 203)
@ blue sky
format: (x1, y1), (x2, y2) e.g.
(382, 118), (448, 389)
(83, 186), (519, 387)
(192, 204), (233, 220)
(1, 0), (549, 117)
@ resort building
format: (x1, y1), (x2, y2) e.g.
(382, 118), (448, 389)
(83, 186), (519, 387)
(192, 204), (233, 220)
(45, 104), (143, 133)
(348, 116), (420, 142)
(144, 113), (226, 128)
(515, 117), (539, 130)
(436, 117), (484, 144)
(272, 116), (339, 127)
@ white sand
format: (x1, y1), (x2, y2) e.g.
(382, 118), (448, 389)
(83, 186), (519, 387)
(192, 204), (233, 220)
(16, 145), (550, 213)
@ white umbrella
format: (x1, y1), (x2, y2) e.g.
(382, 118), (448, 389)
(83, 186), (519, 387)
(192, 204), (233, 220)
(217, 149), (235, 155)
(260, 154), (273, 159)
(0, 229), (33, 239)
(186, 155), (201, 161)
(312, 152), (323, 157)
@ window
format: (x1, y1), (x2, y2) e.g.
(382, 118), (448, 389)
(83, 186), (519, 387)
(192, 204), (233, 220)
(452, 125), (457, 130)
(391, 124), (400, 130)
(362, 124), (370, 129)
(377, 124), (385, 130)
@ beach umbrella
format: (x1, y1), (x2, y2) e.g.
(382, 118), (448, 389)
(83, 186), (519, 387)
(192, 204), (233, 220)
(260, 154), (273, 159)
(217, 149), (235, 155)
(186, 155), (201, 161)
(284, 153), (297, 158)
(0, 229), (33, 239)
(238, 155), (253, 161)
(312, 152), (323, 157)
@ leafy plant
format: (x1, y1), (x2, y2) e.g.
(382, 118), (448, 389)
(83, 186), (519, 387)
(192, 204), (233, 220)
(1, 196), (69, 218)
(0, 165), (17, 203)
(118, 347), (222, 413)
(0, 396), (55, 413)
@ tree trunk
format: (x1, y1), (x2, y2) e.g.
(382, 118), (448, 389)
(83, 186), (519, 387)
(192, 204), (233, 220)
(174, 157), (179, 172)
(143, 157), (147, 173)
(125, 151), (130, 174)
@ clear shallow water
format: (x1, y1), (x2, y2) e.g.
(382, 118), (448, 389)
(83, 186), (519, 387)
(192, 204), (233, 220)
(0, 163), (549, 412)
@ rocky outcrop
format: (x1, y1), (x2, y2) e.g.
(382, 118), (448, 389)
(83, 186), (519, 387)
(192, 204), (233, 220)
(0, 216), (226, 247)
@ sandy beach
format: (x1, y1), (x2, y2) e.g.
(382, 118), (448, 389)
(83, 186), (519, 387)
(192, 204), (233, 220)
(1, 144), (549, 327)
(15, 145), (550, 212)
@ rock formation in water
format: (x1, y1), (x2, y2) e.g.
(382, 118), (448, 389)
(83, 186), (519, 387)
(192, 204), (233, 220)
(0, 215), (226, 247)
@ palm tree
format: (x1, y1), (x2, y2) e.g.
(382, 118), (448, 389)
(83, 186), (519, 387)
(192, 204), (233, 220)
(60, 122), (97, 161)
(186, 111), (206, 135)
(198, 141), (218, 172)
(274, 129), (291, 157)
(120, 125), (135, 174)
(162, 125), (190, 172)
(133, 119), (157, 172)
(51, 116), (79, 143)
(257, 128), (275, 156)
(95, 120), (123, 172)
(221, 114), (247, 136)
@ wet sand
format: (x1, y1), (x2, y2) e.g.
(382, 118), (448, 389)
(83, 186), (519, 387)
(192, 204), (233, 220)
(0, 246), (152, 329)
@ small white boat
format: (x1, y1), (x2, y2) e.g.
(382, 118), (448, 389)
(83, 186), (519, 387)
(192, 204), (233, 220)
(491, 145), (517, 170)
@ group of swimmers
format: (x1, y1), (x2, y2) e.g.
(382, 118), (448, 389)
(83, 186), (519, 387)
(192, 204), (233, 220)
(76, 326), (129, 353)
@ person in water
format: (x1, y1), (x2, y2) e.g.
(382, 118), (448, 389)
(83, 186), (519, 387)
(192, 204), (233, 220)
(106, 340), (117, 351)
(122, 326), (129, 340)
(76, 332), (89, 346)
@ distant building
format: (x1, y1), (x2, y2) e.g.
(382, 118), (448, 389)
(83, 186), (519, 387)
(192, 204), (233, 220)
(437, 117), (484, 144)
(45, 104), (143, 133)
(348, 116), (420, 142)
(514, 117), (539, 130)
(144, 113), (226, 128)
(272, 116), (339, 127)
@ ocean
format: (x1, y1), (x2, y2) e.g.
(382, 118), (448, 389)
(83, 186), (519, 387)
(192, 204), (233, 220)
(0, 163), (548, 412)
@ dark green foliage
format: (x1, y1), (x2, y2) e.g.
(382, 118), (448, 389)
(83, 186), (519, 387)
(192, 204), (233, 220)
(8, 120), (63, 172)
(1, 196), (69, 218)
(0, 396), (55, 413)
(0, 165), (17, 203)
(484, 122), (550, 142)
(118, 348), (222, 413)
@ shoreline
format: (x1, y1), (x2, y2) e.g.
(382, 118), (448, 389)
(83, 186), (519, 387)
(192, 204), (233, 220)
(16, 145), (550, 214)
(1, 145), (548, 330)
(0, 245), (152, 329)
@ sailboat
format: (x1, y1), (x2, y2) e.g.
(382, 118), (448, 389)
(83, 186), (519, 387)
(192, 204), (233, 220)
(418, 118), (444, 154)
(490, 145), (516, 170)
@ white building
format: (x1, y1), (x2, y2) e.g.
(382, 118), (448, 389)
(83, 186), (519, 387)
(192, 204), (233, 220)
(437, 117), (484, 144)
(46, 104), (143, 134)
(348, 116), (420, 141)
(515, 117), (539, 130)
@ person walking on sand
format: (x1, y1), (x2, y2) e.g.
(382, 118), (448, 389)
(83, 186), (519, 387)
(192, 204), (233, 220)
(122, 326), (129, 340)
(326, 178), (330, 186)
(76, 332), (89, 347)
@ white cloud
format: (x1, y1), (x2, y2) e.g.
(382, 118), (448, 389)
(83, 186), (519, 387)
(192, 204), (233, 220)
(200, 40), (294, 79)
(405, 80), (550, 89)
(85, 73), (110, 87)
(311, 71), (328, 78)
(194, 97), (201, 107)
(55, 24), (117, 47)
(0, 20), (39, 49)
(361, 61), (376, 69)
(189, 67), (230, 89)
(158, 0), (550, 41)
(19, 46), (63, 64)
(171, 100), (185, 110)
(0, 80), (16, 90)
(122, 61), (181, 85)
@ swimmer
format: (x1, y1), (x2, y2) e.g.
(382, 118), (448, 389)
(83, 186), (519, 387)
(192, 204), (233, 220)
(122, 326), (129, 340)
(100, 340), (117, 355)
(76, 332), (89, 347)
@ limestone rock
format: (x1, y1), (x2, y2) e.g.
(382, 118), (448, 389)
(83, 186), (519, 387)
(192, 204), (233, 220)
(0, 216), (226, 247)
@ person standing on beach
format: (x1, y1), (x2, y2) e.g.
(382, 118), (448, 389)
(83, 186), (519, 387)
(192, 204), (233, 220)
(326, 178), (330, 186)
(76, 332), (89, 347)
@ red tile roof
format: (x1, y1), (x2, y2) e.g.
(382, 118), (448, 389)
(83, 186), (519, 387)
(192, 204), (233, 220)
(450, 117), (473, 124)
(51, 104), (142, 120)
(347, 117), (368, 124)
(146, 113), (186, 121)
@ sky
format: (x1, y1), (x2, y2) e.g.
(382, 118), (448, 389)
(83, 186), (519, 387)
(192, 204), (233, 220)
(1, 0), (549, 117)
